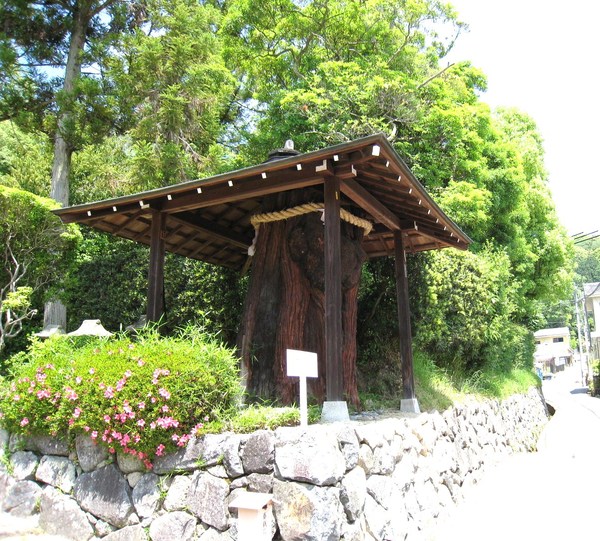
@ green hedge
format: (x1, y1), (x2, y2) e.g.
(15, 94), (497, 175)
(0, 328), (241, 467)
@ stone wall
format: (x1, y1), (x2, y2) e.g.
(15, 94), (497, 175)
(0, 388), (548, 541)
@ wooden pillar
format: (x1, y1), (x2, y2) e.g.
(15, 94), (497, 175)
(394, 230), (416, 400)
(324, 176), (344, 401)
(147, 209), (166, 322)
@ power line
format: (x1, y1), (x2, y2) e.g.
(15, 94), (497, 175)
(573, 230), (600, 245)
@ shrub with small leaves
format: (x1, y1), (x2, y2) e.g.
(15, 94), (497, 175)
(0, 327), (241, 468)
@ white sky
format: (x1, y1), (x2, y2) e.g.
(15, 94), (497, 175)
(445, 0), (600, 236)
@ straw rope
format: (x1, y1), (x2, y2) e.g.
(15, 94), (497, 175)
(250, 202), (373, 235)
(247, 202), (372, 256)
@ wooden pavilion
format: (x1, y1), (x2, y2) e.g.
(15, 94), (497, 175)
(55, 133), (471, 416)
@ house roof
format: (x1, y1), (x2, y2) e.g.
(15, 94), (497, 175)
(533, 327), (570, 339)
(584, 282), (600, 298)
(54, 134), (472, 270)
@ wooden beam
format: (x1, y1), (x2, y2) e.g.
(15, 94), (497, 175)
(170, 212), (252, 249)
(147, 210), (166, 322)
(161, 173), (324, 214)
(110, 209), (152, 235)
(324, 175), (344, 401)
(340, 178), (401, 231)
(394, 230), (416, 400)
(60, 201), (151, 224)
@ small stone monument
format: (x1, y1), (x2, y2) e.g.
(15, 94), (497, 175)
(68, 319), (113, 337)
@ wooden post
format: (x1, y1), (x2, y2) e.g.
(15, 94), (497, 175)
(394, 230), (418, 410)
(324, 176), (344, 401)
(147, 209), (166, 322)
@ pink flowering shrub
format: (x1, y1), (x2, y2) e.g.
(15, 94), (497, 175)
(0, 328), (241, 468)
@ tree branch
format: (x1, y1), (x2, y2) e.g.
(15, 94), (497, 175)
(418, 63), (455, 89)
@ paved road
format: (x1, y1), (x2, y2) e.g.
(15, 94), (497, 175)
(426, 364), (600, 541)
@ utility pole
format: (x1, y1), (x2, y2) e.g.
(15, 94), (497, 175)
(575, 290), (585, 386)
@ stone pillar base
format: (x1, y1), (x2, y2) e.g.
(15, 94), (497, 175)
(321, 401), (349, 423)
(401, 398), (421, 414)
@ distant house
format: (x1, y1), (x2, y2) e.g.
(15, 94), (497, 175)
(533, 327), (572, 375)
(584, 282), (600, 360)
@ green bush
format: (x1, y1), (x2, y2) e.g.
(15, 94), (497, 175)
(413, 247), (519, 374)
(0, 327), (241, 468)
(63, 230), (246, 345)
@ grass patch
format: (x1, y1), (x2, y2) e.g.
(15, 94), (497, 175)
(219, 404), (321, 433)
(359, 346), (540, 413)
(414, 349), (540, 412)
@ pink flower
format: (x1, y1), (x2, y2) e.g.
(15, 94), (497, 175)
(137, 402), (146, 410)
(155, 444), (165, 456)
(83, 426), (90, 432)
(152, 368), (170, 384)
(161, 405), (169, 413)
(137, 359), (145, 367)
(116, 379), (126, 391)
(103, 415), (111, 423)
(137, 419), (145, 428)
(91, 431), (98, 439)
(156, 416), (179, 429)
(104, 387), (115, 399)
(73, 407), (82, 418)
(158, 388), (171, 400)
(13, 394), (20, 401)
(68, 419), (75, 427)
(75, 376), (83, 384)
(65, 388), (78, 401)
(124, 370), (132, 378)
(150, 422), (156, 429)
(36, 371), (47, 383)
(37, 389), (51, 399)
(108, 447), (115, 454)
(89, 368), (95, 375)
(180, 434), (190, 445)
(20, 417), (29, 427)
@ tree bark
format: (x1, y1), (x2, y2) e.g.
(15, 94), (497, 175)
(50, 5), (89, 206)
(46, 4), (90, 329)
(238, 189), (366, 407)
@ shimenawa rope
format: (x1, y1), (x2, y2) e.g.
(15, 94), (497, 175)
(247, 202), (372, 256)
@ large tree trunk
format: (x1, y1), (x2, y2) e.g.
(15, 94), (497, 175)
(45, 5), (90, 329)
(238, 189), (366, 407)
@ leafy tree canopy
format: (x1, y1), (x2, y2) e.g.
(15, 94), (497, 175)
(0, 185), (80, 350)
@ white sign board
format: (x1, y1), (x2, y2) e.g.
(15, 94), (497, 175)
(286, 349), (318, 378)
(286, 349), (318, 427)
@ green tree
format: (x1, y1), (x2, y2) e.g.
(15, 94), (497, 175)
(106, 0), (236, 189)
(221, 0), (466, 161)
(0, 120), (52, 195)
(0, 186), (80, 351)
(574, 238), (600, 285)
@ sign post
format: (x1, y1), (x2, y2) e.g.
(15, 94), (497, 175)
(286, 349), (318, 427)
